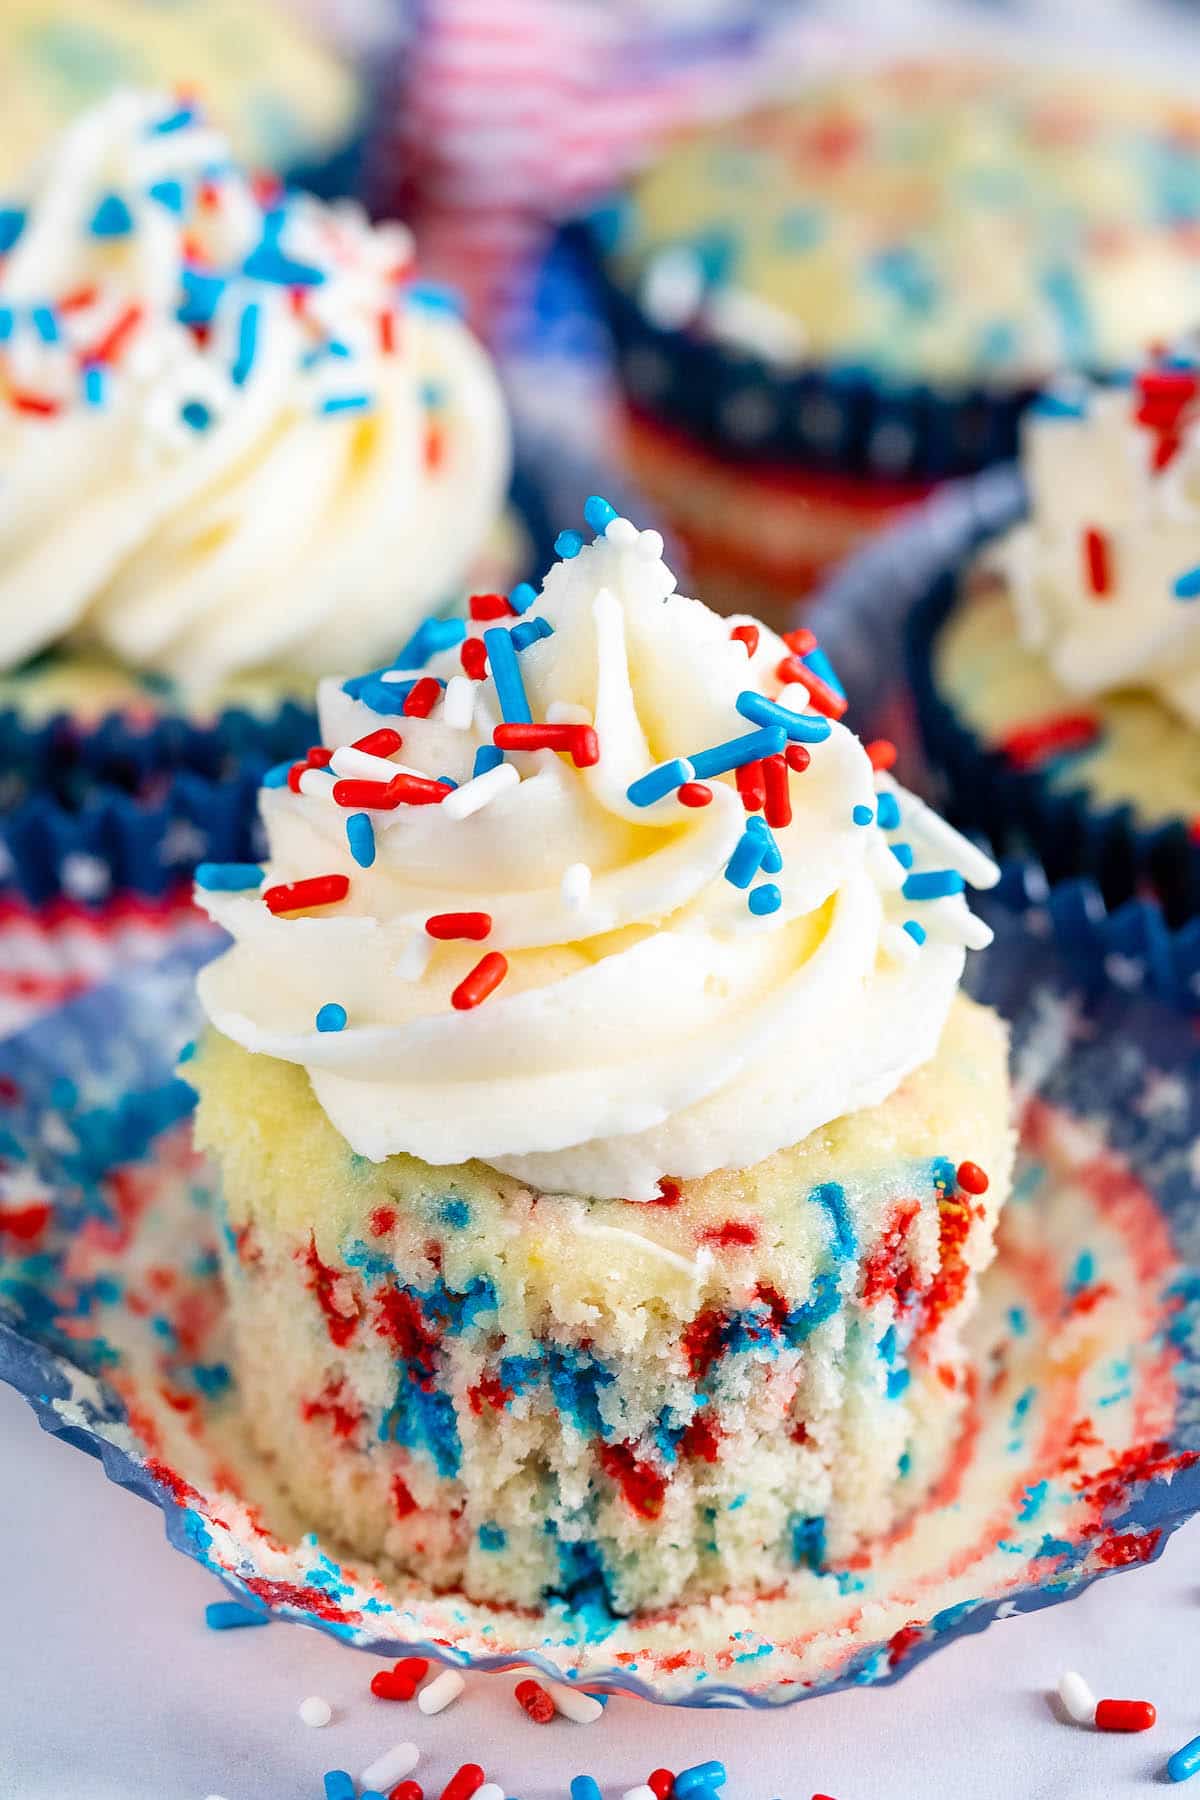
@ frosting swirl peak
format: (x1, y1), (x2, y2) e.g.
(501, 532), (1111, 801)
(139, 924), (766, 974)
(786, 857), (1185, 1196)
(197, 508), (998, 1199)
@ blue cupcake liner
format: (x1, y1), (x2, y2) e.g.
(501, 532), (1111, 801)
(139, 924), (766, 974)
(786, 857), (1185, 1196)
(807, 465), (1200, 1010)
(564, 219), (1033, 484)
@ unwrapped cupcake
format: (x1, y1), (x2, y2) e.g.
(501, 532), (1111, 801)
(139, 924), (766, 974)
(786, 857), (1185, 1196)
(188, 501), (1012, 1615)
(910, 356), (1200, 925)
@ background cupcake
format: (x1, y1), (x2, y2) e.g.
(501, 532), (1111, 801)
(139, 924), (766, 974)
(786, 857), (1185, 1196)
(907, 354), (1200, 926)
(575, 59), (1200, 619)
(0, 90), (515, 902)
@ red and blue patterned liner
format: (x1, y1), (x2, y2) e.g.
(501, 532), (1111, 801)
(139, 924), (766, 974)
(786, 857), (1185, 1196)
(808, 467), (1200, 1009)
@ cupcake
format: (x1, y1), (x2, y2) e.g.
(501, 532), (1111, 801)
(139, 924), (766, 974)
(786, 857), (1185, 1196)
(188, 500), (1011, 1615)
(0, 91), (512, 897)
(0, 0), (364, 196)
(912, 357), (1200, 926)
(577, 60), (1200, 619)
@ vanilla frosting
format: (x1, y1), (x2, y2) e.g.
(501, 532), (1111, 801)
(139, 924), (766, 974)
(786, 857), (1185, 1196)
(0, 93), (510, 694)
(196, 509), (998, 1201)
(1002, 373), (1200, 728)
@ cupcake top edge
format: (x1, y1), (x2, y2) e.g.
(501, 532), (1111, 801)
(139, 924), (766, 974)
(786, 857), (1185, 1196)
(194, 502), (999, 1203)
(996, 357), (1200, 728)
(594, 58), (1200, 386)
(0, 90), (510, 696)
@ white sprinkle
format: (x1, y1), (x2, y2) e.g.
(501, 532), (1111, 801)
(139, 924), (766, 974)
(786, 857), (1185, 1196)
(418, 1669), (465, 1715)
(881, 922), (921, 964)
(775, 679), (812, 713)
(297, 767), (335, 799)
(637, 528), (664, 560)
(877, 775), (1000, 890)
(548, 1681), (604, 1724)
(379, 667), (427, 684)
(561, 862), (592, 910)
(1058, 1669), (1097, 1725)
(394, 933), (434, 981)
(605, 516), (639, 547)
(546, 700), (592, 726)
(623, 1787), (658, 1800)
(331, 744), (403, 781)
(298, 1696), (332, 1728)
(442, 760), (520, 820)
(640, 245), (704, 329)
(443, 675), (476, 730)
(867, 838), (906, 894)
(475, 1787), (505, 1800)
(361, 1742), (420, 1789)
(922, 898), (995, 951)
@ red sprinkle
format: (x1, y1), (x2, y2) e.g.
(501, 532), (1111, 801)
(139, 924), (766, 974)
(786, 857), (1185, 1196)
(865, 738), (898, 772)
(677, 781), (713, 807)
(451, 952), (508, 1011)
(1083, 526), (1111, 596)
(58, 284), (99, 312)
(1094, 1699), (1156, 1733)
(396, 1657), (429, 1685)
(79, 301), (143, 366)
(469, 591), (516, 620)
(785, 743), (811, 774)
(782, 627), (818, 656)
(730, 623), (759, 657)
(11, 392), (61, 416)
(763, 753), (792, 828)
(438, 1766), (484, 1800)
(647, 1773), (676, 1799)
(425, 911), (493, 941)
(389, 1783), (423, 1800)
(306, 745), (333, 769)
(460, 637), (488, 680)
(999, 713), (1100, 770)
(333, 773), (449, 809)
(654, 1178), (682, 1206)
(515, 1677), (556, 1724)
(403, 677), (442, 718)
(956, 1160), (989, 1195)
(774, 653), (849, 718)
(736, 760), (766, 812)
(286, 762), (308, 794)
(263, 874), (349, 915)
(493, 723), (599, 766)
(353, 727), (403, 758)
(378, 310), (397, 355)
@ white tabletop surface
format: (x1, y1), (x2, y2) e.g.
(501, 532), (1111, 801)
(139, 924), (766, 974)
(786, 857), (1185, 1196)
(2, 1380), (1198, 1800)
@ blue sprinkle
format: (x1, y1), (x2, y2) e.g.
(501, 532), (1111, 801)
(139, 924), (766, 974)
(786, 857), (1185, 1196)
(441, 1198), (470, 1228)
(181, 398), (212, 431)
(473, 743), (504, 778)
(148, 177), (185, 213)
(511, 616), (554, 652)
(241, 242), (325, 287)
(231, 301), (260, 388)
(194, 862), (263, 891)
(1167, 1733), (1200, 1782)
(263, 761), (293, 788)
(484, 627), (532, 723)
(852, 804), (874, 826)
(508, 581), (538, 614)
(876, 791), (901, 830)
(89, 192), (133, 237)
(320, 393), (372, 416)
(627, 758), (693, 807)
(902, 869), (965, 901)
(83, 364), (108, 408)
(316, 1003), (348, 1033)
(1031, 390), (1086, 420)
(676, 1762), (727, 1796)
(801, 644), (845, 699)
(346, 813), (375, 869)
(205, 1600), (268, 1630)
(478, 1521), (507, 1551)
(324, 1776), (355, 1800)
(555, 529), (585, 558)
(748, 882), (781, 915)
(437, 776), (457, 790)
(178, 1040), (196, 1064)
(0, 307), (13, 342)
(570, 1781), (603, 1800)
(691, 725), (787, 779)
(407, 281), (463, 315)
(31, 305), (59, 344)
(746, 816), (782, 872)
(891, 841), (914, 869)
(735, 690), (832, 743)
(725, 829), (768, 890)
(397, 615), (467, 666)
(887, 1366), (911, 1399)
(151, 104), (195, 134)
(178, 268), (226, 327)
(583, 494), (618, 533)
(903, 919), (927, 945)
(1173, 565), (1200, 600)
(0, 208), (24, 253)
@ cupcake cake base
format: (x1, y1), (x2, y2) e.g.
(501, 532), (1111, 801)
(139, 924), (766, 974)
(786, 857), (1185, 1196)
(192, 993), (1012, 1617)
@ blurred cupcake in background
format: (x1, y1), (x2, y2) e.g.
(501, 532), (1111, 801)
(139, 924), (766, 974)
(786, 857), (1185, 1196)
(0, 90), (513, 903)
(907, 354), (1200, 926)
(0, 0), (366, 198)
(577, 60), (1200, 620)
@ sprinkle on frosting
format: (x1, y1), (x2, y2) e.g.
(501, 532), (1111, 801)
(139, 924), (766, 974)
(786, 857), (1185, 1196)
(196, 505), (999, 1200)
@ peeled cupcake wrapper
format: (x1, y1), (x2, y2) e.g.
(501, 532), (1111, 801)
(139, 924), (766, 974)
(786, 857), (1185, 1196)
(808, 465), (1200, 1012)
(568, 219), (1033, 484)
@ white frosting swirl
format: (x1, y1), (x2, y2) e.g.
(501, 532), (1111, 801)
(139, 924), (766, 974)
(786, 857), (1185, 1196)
(197, 515), (998, 1201)
(1003, 376), (1200, 728)
(0, 92), (509, 693)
